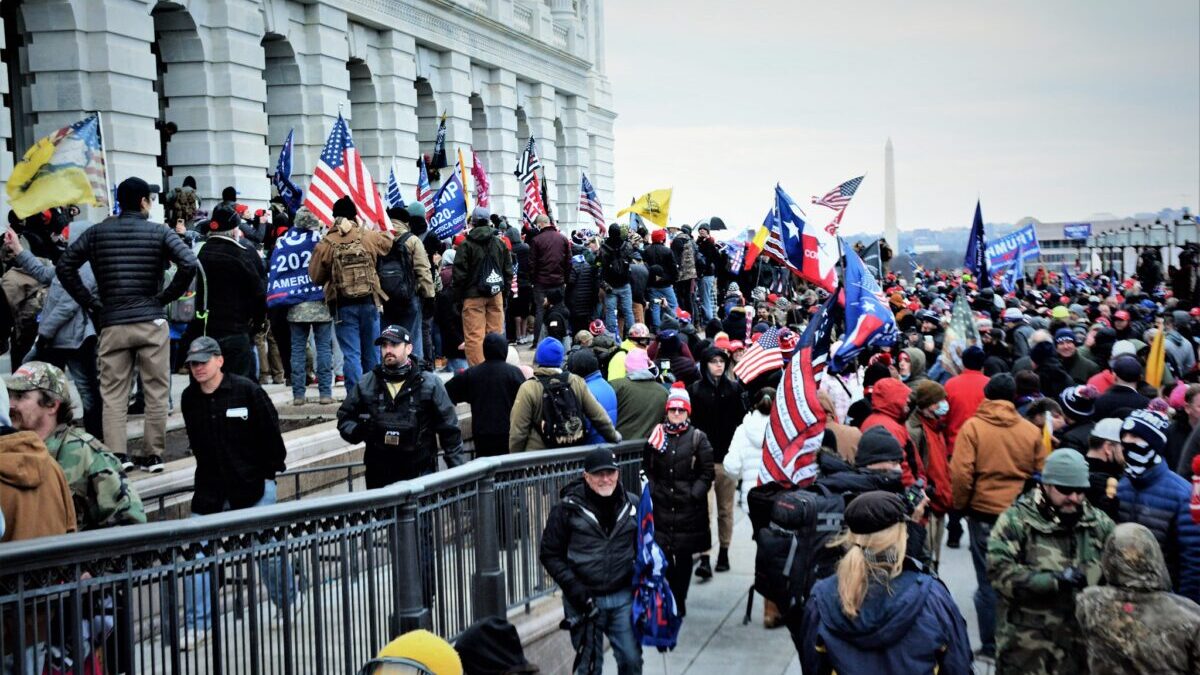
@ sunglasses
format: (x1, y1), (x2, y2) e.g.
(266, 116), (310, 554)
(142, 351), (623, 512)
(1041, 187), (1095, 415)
(1051, 485), (1087, 497)
(357, 657), (434, 675)
(666, 407), (688, 414)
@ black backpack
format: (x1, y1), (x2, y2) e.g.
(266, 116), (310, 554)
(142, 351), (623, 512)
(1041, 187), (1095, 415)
(536, 372), (585, 448)
(378, 232), (416, 301)
(746, 482), (845, 615)
(605, 245), (631, 283)
(476, 243), (505, 297)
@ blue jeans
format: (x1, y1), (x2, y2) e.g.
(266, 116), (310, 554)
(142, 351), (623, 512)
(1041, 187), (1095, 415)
(564, 589), (642, 675)
(604, 284), (635, 338)
(184, 480), (296, 630)
(335, 303), (380, 391)
(968, 517), (997, 654)
(386, 295), (424, 362)
(697, 276), (716, 324)
(646, 286), (678, 332)
(290, 321), (333, 400)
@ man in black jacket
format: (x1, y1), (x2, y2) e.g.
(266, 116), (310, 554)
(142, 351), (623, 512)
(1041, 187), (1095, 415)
(179, 336), (292, 646)
(445, 333), (526, 457)
(453, 207), (513, 367)
(57, 176), (198, 472)
(185, 203), (266, 378)
(695, 227), (721, 324)
(540, 447), (641, 675)
(337, 325), (465, 488)
(599, 224), (635, 337)
(642, 229), (677, 333)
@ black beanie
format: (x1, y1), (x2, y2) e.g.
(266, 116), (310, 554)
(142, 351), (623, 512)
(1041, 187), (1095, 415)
(221, 186), (237, 202)
(984, 373), (1017, 402)
(208, 203), (240, 232)
(855, 426), (904, 467)
(844, 491), (908, 535)
(962, 346), (986, 371)
(385, 206), (407, 222)
(566, 349), (600, 377)
(863, 363), (892, 389)
(332, 196), (358, 220)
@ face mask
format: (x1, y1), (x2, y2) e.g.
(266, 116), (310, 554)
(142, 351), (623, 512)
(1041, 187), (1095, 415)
(932, 400), (950, 417)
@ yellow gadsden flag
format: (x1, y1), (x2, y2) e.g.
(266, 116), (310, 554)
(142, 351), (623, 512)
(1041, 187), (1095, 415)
(7, 114), (108, 219)
(616, 188), (672, 228)
(1145, 323), (1167, 390)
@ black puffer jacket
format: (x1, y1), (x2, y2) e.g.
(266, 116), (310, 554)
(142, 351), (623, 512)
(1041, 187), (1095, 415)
(643, 426), (714, 555)
(599, 226), (633, 287)
(539, 479), (638, 608)
(56, 211), (198, 328)
(688, 350), (747, 463)
(566, 253), (600, 323)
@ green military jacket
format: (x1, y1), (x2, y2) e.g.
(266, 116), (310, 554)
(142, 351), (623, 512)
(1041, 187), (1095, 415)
(45, 424), (146, 530)
(987, 487), (1114, 675)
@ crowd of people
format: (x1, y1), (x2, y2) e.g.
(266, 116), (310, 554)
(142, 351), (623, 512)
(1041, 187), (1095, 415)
(3, 175), (1200, 674)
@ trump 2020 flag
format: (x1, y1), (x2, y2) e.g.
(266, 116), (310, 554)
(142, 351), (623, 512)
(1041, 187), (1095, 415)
(272, 128), (304, 215)
(632, 484), (681, 650)
(829, 240), (899, 373)
(386, 165), (406, 211)
(428, 165), (468, 240)
(964, 200), (991, 288)
(7, 114), (108, 219)
(776, 183), (838, 292)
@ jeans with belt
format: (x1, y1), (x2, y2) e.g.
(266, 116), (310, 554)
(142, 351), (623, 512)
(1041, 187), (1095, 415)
(564, 588), (642, 675)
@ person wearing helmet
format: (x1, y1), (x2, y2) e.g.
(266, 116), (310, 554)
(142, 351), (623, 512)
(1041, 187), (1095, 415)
(359, 629), (462, 675)
(987, 448), (1115, 671)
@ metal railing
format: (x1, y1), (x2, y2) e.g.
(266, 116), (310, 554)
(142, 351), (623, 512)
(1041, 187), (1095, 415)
(0, 442), (644, 675)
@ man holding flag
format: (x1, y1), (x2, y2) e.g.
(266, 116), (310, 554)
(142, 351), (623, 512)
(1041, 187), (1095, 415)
(540, 447), (643, 675)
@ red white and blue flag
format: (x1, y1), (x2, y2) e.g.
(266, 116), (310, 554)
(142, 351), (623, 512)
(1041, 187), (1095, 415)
(522, 172), (547, 225)
(304, 114), (388, 230)
(579, 172), (605, 233)
(759, 304), (829, 487)
(812, 175), (864, 212)
(776, 184), (839, 292)
(632, 484), (681, 649)
(828, 239), (899, 373)
(734, 326), (784, 384)
(416, 157), (434, 212)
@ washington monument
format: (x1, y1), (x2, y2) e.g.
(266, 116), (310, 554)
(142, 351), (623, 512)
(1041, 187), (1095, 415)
(884, 138), (898, 252)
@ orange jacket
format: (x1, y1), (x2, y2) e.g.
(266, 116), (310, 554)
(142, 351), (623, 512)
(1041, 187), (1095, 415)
(949, 399), (1046, 516)
(0, 430), (76, 542)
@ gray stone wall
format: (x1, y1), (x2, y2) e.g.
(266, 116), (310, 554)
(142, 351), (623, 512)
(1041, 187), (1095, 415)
(1, 0), (615, 232)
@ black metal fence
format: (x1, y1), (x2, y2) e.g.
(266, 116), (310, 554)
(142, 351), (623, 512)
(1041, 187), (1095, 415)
(0, 442), (643, 675)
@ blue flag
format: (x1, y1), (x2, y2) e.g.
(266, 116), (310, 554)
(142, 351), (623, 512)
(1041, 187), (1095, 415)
(272, 129), (304, 215)
(829, 239), (899, 373)
(427, 166), (468, 240)
(266, 228), (324, 308)
(1061, 263), (1079, 292)
(964, 200), (990, 288)
(632, 484), (681, 650)
(386, 166), (406, 210)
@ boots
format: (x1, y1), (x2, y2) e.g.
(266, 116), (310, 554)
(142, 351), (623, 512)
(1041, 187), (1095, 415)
(715, 547), (730, 572)
(694, 555), (713, 581)
(763, 598), (784, 629)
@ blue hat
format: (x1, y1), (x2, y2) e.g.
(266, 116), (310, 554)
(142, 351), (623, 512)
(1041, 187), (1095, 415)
(1054, 328), (1078, 344)
(534, 337), (565, 367)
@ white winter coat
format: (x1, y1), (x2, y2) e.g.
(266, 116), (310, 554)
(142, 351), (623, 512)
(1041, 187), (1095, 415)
(723, 410), (770, 487)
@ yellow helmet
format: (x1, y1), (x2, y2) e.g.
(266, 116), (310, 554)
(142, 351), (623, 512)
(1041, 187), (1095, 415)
(359, 630), (463, 675)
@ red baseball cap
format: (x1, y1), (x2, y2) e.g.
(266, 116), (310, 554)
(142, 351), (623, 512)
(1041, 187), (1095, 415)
(1114, 310), (1130, 321)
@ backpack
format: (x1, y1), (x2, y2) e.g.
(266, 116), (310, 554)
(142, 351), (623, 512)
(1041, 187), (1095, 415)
(605, 244), (631, 283)
(747, 482), (845, 615)
(378, 232), (416, 301)
(165, 243), (206, 325)
(536, 371), (585, 448)
(331, 229), (378, 300)
(476, 243), (505, 297)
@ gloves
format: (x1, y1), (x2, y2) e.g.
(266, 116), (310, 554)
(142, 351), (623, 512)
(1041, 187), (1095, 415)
(580, 597), (600, 620)
(1055, 566), (1088, 592)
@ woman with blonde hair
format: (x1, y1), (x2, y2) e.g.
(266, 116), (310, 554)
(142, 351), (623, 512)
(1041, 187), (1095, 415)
(801, 491), (972, 674)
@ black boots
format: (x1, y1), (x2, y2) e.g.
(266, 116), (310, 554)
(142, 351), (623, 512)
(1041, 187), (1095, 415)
(715, 547), (730, 572)
(695, 555), (713, 580)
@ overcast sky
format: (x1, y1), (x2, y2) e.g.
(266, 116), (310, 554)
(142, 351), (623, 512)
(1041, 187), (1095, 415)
(604, 0), (1199, 234)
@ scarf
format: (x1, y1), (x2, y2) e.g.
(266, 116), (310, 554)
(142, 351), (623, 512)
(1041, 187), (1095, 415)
(648, 421), (690, 453)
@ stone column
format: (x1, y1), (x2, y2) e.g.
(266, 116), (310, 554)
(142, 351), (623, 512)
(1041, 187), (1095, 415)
(434, 51), (474, 181)
(556, 94), (590, 231)
(0, 16), (15, 217)
(523, 82), (558, 223)
(374, 31), (420, 200)
(480, 69), (519, 218)
(289, 4), (351, 189)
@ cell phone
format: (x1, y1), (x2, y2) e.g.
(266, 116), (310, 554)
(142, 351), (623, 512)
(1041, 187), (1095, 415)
(659, 359), (671, 372)
(924, 335), (934, 349)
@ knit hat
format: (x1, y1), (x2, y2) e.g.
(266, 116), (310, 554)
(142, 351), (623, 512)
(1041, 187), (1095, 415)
(1110, 340), (1138, 360)
(855, 426), (904, 467)
(534, 337), (565, 368)
(1058, 385), (1097, 420)
(1030, 340), (1056, 366)
(1121, 408), (1170, 465)
(844, 491), (908, 535)
(332, 196), (358, 220)
(374, 629), (463, 675)
(624, 348), (651, 373)
(1111, 355), (1143, 383)
(566, 348), (599, 377)
(862, 363), (893, 390)
(455, 617), (539, 675)
(911, 380), (947, 410)
(1051, 305), (1070, 320)
(962, 346), (986, 371)
(208, 203), (241, 232)
(650, 229), (667, 244)
(984, 373), (1017, 402)
(1003, 307), (1024, 322)
(1054, 328), (1078, 344)
(406, 201), (427, 219)
(1041, 449), (1090, 489)
(666, 382), (691, 413)
(1090, 418), (1124, 443)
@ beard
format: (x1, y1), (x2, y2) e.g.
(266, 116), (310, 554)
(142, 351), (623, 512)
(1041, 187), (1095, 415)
(8, 409), (22, 429)
(383, 353), (400, 366)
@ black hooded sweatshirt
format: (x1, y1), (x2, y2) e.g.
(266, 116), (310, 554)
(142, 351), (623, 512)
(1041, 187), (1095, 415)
(444, 333), (527, 445)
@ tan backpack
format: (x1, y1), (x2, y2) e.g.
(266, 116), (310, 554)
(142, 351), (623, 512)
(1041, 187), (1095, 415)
(331, 228), (378, 300)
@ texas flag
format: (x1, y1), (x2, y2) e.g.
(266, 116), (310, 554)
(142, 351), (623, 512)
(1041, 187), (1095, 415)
(828, 238), (898, 373)
(776, 184), (838, 292)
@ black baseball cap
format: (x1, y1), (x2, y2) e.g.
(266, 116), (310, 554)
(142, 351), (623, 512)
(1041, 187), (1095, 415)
(375, 325), (413, 346)
(583, 448), (619, 474)
(185, 336), (222, 363)
(116, 177), (161, 210)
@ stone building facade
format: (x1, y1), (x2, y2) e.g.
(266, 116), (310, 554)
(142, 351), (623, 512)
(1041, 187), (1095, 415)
(0, 0), (615, 228)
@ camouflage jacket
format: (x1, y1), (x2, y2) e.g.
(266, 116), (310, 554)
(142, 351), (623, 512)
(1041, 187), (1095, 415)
(1076, 522), (1200, 675)
(987, 487), (1114, 675)
(45, 424), (146, 530)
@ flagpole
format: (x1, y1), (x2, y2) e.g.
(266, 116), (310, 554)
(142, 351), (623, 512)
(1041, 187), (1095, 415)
(92, 110), (114, 214)
(458, 147), (471, 214)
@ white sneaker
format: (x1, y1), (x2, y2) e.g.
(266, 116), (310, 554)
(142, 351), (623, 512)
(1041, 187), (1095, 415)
(270, 594), (303, 629)
(179, 627), (210, 651)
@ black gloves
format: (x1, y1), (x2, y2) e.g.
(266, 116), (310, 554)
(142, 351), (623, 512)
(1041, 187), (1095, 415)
(1055, 566), (1088, 592)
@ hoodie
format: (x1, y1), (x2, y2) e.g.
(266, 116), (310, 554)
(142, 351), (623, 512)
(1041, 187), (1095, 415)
(1076, 523), (1200, 675)
(950, 399), (1046, 517)
(0, 429), (77, 542)
(803, 569), (972, 675)
(862, 378), (924, 486)
(444, 333), (527, 445)
(451, 224), (513, 302)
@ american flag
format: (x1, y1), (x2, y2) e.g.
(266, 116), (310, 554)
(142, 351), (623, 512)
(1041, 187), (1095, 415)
(760, 207), (797, 273)
(304, 114), (388, 229)
(734, 326), (784, 384)
(812, 175), (864, 212)
(416, 157), (434, 212)
(515, 136), (542, 184)
(759, 305), (827, 487)
(522, 172), (547, 225)
(579, 172), (605, 232)
(720, 239), (745, 273)
(386, 166), (406, 210)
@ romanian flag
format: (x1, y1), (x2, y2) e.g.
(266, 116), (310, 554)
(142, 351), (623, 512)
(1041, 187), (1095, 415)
(616, 188), (672, 228)
(7, 114), (108, 219)
(743, 210), (772, 272)
(1145, 324), (1167, 390)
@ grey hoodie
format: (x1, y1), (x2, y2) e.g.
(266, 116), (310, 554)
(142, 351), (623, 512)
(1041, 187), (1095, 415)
(15, 220), (96, 350)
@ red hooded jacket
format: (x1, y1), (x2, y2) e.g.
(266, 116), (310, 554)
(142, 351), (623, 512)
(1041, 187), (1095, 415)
(944, 369), (989, 451)
(861, 378), (925, 486)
